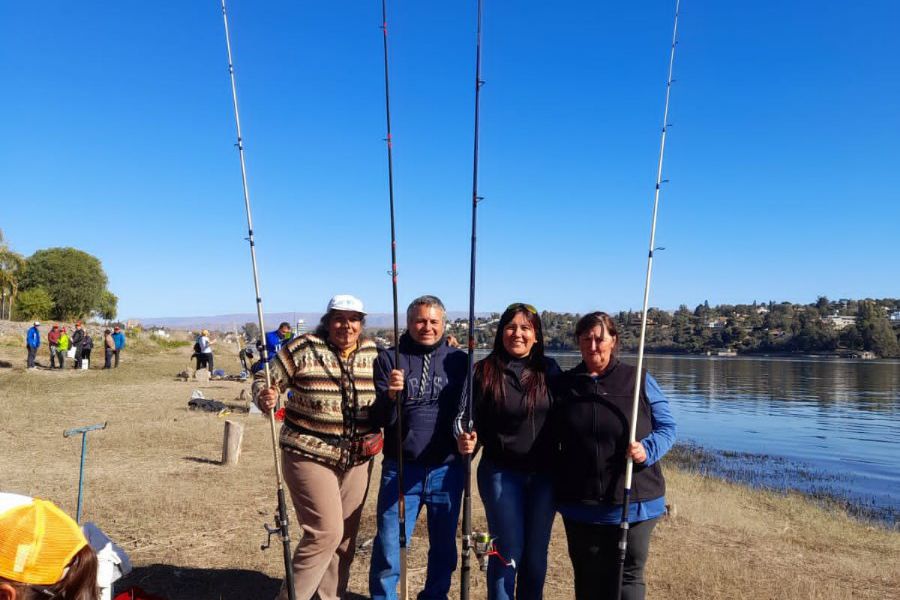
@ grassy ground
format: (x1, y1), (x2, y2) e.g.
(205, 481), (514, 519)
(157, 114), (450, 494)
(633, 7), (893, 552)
(0, 339), (897, 599)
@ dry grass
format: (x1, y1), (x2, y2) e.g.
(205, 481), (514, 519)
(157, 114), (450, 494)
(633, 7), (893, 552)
(0, 340), (897, 600)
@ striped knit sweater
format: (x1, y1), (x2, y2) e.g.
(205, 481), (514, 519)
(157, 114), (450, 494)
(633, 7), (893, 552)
(252, 333), (379, 470)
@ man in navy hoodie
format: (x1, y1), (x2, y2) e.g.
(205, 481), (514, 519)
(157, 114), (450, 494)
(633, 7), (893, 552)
(369, 295), (468, 600)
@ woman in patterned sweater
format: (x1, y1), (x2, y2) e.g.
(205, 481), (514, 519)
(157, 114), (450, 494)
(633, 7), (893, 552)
(255, 294), (382, 600)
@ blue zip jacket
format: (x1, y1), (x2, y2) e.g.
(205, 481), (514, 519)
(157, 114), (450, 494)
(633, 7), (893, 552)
(371, 333), (468, 465)
(27, 326), (40, 348)
(112, 331), (126, 350)
(250, 329), (295, 373)
(265, 329), (292, 358)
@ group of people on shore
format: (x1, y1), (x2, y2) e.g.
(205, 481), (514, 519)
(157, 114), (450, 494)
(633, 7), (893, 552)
(254, 294), (676, 600)
(25, 321), (125, 370)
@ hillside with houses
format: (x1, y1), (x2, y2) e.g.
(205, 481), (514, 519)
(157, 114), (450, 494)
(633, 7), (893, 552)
(410, 297), (900, 358)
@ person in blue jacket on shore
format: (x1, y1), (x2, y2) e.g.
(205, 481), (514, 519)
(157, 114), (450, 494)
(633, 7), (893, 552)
(26, 321), (41, 369)
(369, 295), (468, 600)
(250, 322), (294, 373)
(112, 326), (126, 367)
(266, 322), (294, 358)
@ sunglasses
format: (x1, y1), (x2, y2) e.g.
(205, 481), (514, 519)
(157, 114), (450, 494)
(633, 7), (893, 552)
(506, 302), (538, 315)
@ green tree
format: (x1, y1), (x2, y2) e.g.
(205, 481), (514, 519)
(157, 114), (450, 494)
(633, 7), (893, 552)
(856, 301), (899, 357)
(14, 287), (54, 320)
(95, 290), (118, 321)
(0, 230), (26, 320)
(20, 248), (111, 320)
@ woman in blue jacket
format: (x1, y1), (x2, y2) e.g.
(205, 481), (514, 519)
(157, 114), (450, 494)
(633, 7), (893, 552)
(552, 311), (676, 600)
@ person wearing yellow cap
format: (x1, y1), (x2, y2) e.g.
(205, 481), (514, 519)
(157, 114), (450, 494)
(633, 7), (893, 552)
(0, 493), (99, 599)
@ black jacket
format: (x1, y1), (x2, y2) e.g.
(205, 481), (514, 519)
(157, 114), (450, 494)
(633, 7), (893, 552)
(551, 360), (666, 505)
(371, 334), (467, 465)
(466, 356), (561, 473)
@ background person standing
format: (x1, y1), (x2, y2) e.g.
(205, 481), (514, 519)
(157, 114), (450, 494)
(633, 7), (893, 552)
(47, 324), (61, 368)
(196, 329), (214, 372)
(112, 326), (125, 367)
(71, 322), (85, 369)
(103, 329), (115, 369)
(80, 331), (93, 369)
(25, 321), (40, 369)
(57, 327), (70, 369)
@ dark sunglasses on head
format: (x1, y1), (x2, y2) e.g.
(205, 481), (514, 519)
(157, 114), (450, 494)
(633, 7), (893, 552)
(506, 302), (538, 315)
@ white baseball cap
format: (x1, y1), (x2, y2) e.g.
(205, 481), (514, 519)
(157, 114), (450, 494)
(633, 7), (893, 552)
(33, 321), (40, 326)
(326, 294), (366, 315)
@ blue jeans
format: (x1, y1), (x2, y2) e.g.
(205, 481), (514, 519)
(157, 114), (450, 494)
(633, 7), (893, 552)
(477, 459), (556, 600)
(369, 458), (465, 600)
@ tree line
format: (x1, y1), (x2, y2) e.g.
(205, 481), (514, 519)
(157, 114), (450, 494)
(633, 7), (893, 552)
(400, 297), (900, 358)
(0, 230), (118, 321)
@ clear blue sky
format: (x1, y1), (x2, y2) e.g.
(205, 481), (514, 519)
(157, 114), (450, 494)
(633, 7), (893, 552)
(2, 1), (898, 320)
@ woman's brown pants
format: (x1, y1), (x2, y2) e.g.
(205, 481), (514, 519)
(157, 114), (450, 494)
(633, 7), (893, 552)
(277, 451), (372, 600)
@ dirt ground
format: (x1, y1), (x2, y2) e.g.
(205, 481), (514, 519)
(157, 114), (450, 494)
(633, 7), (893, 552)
(1, 335), (897, 599)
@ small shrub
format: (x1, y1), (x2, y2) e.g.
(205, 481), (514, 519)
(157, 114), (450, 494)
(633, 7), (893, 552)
(154, 338), (190, 350)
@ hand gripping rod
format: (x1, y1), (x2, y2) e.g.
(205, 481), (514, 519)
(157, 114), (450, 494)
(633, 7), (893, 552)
(220, 2), (296, 599)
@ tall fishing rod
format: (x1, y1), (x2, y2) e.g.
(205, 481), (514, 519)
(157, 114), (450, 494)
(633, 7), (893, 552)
(379, 1), (408, 599)
(220, 2), (296, 599)
(615, 2), (680, 599)
(460, 0), (485, 598)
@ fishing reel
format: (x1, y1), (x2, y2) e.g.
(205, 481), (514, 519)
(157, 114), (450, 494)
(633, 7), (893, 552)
(261, 512), (287, 551)
(471, 531), (516, 572)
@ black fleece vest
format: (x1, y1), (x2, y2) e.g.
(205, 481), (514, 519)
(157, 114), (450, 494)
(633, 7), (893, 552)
(553, 360), (666, 505)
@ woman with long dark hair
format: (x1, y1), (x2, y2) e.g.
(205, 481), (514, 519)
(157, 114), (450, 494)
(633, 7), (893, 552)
(455, 303), (560, 600)
(552, 311), (676, 600)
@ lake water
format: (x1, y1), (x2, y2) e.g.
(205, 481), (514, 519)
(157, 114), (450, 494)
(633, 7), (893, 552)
(546, 352), (900, 524)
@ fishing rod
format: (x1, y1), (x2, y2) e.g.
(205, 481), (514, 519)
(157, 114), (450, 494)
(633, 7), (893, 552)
(615, 1), (681, 599)
(460, 0), (485, 598)
(220, 2), (296, 599)
(379, 1), (408, 599)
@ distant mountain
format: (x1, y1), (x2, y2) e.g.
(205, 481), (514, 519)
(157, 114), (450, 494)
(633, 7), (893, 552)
(135, 311), (485, 331)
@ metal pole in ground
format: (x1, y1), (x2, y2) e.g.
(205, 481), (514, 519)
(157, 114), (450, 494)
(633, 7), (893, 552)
(63, 422), (107, 523)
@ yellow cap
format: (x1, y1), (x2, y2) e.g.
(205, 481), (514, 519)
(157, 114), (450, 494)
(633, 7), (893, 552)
(0, 493), (87, 585)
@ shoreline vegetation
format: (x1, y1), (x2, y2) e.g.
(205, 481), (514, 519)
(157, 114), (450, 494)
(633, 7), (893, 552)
(665, 443), (898, 528)
(1, 332), (897, 599)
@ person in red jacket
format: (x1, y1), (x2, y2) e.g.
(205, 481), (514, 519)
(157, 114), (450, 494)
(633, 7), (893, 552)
(47, 325), (61, 369)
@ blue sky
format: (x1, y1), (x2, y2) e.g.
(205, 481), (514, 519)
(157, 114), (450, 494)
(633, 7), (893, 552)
(2, 1), (898, 320)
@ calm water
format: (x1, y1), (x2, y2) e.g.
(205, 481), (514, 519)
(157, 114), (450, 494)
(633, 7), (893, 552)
(546, 352), (900, 523)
